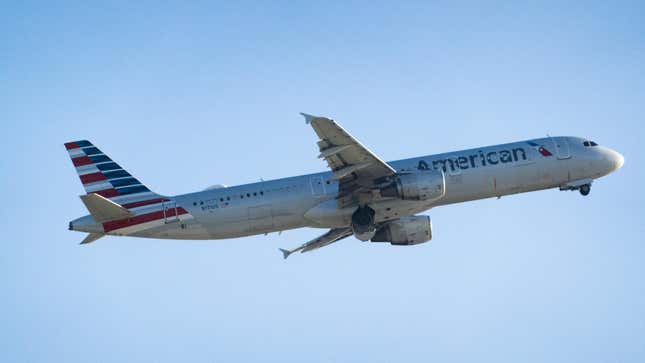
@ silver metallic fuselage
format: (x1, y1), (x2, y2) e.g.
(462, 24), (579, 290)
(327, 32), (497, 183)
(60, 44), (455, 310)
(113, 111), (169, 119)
(71, 136), (624, 240)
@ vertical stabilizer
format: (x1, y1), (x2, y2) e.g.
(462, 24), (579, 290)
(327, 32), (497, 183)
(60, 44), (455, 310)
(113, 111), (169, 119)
(64, 140), (165, 207)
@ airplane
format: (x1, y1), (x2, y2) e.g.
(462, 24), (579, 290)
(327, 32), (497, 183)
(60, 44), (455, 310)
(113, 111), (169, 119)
(66, 113), (624, 258)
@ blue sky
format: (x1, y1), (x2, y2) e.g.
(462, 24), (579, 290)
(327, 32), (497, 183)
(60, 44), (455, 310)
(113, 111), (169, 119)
(2, 1), (644, 362)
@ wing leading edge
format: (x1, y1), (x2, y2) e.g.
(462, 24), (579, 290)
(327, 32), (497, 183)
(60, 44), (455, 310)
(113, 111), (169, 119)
(301, 113), (396, 190)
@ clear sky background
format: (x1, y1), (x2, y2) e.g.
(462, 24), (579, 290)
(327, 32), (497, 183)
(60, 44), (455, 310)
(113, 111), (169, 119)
(2, 1), (644, 362)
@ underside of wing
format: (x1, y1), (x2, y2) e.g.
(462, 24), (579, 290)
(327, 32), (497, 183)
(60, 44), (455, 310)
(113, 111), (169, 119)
(279, 228), (353, 259)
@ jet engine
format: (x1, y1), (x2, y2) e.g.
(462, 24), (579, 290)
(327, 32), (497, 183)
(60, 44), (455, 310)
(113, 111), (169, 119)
(371, 215), (432, 245)
(380, 170), (445, 201)
(351, 205), (376, 241)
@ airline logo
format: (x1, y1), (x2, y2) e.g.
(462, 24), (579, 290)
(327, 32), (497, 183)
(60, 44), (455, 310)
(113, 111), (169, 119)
(65, 140), (192, 234)
(527, 141), (553, 157)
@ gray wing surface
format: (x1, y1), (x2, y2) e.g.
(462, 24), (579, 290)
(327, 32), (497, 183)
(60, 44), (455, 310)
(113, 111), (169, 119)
(302, 113), (396, 192)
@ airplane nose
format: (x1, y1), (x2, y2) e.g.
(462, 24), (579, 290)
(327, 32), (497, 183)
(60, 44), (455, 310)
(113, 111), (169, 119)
(605, 149), (625, 171)
(610, 150), (625, 171)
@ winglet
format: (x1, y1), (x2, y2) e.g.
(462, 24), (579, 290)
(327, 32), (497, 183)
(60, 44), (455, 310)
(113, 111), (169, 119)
(279, 248), (293, 260)
(300, 112), (319, 124)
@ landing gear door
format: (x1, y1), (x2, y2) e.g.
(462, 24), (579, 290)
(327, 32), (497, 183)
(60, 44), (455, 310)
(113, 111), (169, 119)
(551, 137), (571, 160)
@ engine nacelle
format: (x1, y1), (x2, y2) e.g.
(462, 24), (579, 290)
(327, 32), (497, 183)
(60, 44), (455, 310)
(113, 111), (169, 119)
(380, 170), (445, 201)
(371, 215), (432, 245)
(351, 205), (376, 241)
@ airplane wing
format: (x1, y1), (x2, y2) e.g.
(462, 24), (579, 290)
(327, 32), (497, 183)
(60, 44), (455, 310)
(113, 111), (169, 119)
(301, 113), (397, 193)
(279, 228), (353, 259)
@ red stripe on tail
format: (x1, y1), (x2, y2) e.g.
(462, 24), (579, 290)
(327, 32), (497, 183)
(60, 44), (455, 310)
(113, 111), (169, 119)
(93, 189), (120, 198)
(80, 172), (107, 184)
(72, 156), (93, 167)
(65, 142), (79, 150)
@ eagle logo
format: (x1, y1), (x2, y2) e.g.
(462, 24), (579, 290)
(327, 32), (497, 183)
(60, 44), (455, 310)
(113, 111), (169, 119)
(527, 141), (553, 157)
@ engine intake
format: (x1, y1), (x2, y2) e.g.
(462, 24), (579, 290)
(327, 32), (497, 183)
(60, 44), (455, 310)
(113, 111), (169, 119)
(351, 205), (376, 241)
(380, 170), (445, 201)
(371, 215), (432, 245)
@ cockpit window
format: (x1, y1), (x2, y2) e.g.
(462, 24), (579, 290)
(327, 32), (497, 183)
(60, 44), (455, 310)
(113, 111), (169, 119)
(583, 141), (598, 147)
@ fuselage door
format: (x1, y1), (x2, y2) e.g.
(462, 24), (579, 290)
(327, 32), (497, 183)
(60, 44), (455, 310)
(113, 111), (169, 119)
(551, 137), (571, 160)
(162, 200), (179, 224)
(310, 176), (325, 197)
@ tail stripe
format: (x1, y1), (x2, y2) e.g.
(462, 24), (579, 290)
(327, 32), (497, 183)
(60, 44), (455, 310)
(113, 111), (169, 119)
(102, 207), (189, 233)
(72, 156), (93, 167)
(121, 198), (169, 209)
(103, 170), (131, 179)
(80, 172), (107, 184)
(109, 177), (141, 188)
(96, 162), (121, 171)
(82, 147), (102, 155)
(65, 141), (90, 150)
(94, 189), (120, 198)
(68, 148), (85, 158)
(65, 140), (161, 205)
(84, 181), (114, 193)
(65, 141), (92, 149)
(76, 164), (99, 175)
(116, 185), (150, 195)
(89, 154), (111, 163)
(109, 191), (159, 205)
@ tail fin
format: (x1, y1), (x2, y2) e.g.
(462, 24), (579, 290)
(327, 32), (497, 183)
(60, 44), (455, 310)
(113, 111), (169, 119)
(64, 140), (164, 207)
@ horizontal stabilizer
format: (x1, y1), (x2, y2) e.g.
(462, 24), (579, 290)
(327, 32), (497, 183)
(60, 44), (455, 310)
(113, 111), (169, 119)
(80, 233), (104, 244)
(80, 193), (134, 223)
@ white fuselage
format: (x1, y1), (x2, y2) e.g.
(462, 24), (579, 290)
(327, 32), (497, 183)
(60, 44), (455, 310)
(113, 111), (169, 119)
(84, 136), (621, 241)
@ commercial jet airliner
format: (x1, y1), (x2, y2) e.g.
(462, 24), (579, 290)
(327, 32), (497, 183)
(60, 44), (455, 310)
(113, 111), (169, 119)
(66, 114), (624, 258)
